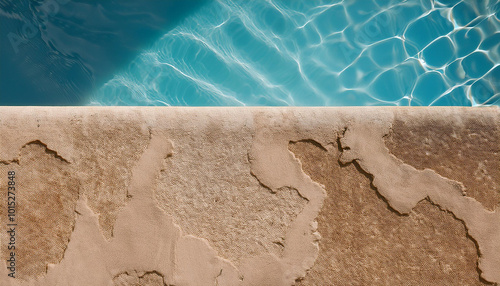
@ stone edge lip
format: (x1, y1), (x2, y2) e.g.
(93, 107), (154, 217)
(0, 105), (497, 115)
(0, 106), (498, 109)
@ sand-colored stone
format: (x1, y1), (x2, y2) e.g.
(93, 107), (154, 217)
(0, 107), (497, 285)
(290, 140), (486, 286)
(113, 271), (166, 286)
(73, 114), (150, 239)
(155, 118), (306, 265)
(385, 113), (500, 211)
(0, 141), (79, 278)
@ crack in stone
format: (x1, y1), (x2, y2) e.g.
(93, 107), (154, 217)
(20, 140), (70, 164)
(339, 122), (500, 284)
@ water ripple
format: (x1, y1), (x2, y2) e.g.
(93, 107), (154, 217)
(91, 0), (500, 106)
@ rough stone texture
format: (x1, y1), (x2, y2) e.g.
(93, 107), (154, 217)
(290, 141), (486, 286)
(385, 113), (500, 211)
(0, 107), (497, 285)
(113, 271), (166, 286)
(0, 142), (79, 279)
(155, 120), (306, 265)
(73, 113), (150, 239)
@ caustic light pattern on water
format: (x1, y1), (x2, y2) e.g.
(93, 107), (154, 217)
(91, 0), (500, 106)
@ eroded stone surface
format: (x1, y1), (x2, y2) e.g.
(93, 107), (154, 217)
(155, 120), (306, 265)
(0, 107), (497, 285)
(74, 114), (150, 239)
(386, 114), (500, 211)
(339, 111), (500, 284)
(290, 140), (486, 286)
(113, 271), (166, 286)
(0, 141), (79, 279)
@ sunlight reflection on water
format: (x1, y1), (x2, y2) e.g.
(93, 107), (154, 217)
(91, 0), (500, 106)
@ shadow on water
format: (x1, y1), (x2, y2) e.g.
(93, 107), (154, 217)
(0, 0), (209, 105)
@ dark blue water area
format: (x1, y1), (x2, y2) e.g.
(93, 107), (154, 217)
(1, 0), (500, 106)
(0, 0), (208, 105)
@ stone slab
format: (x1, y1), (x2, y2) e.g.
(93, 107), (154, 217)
(0, 107), (498, 285)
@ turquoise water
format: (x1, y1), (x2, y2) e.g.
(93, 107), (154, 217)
(0, 0), (207, 105)
(1, 0), (500, 106)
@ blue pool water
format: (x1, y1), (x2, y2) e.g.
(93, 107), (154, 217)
(0, 0), (207, 105)
(1, 0), (499, 106)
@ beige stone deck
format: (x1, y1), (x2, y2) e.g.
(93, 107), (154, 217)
(0, 107), (498, 285)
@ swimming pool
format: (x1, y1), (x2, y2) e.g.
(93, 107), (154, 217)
(1, 0), (499, 106)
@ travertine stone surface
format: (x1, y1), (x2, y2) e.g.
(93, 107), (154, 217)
(0, 141), (79, 278)
(385, 113), (500, 211)
(291, 140), (487, 286)
(0, 107), (498, 286)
